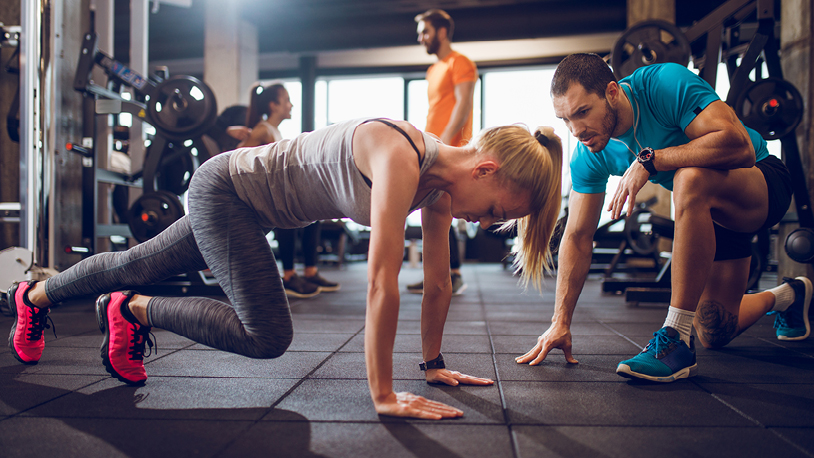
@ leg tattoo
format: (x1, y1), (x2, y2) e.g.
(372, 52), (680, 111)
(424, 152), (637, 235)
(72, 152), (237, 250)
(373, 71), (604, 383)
(695, 301), (740, 348)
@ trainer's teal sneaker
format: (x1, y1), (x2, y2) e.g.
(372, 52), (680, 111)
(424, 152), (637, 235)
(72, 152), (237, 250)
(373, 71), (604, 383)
(616, 326), (697, 382)
(771, 276), (812, 341)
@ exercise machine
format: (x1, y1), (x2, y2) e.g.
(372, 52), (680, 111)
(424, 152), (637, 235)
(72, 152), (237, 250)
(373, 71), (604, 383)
(70, 31), (226, 295)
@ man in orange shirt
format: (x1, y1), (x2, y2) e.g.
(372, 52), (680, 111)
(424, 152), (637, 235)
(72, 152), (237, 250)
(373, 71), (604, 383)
(409, 9), (478, 295)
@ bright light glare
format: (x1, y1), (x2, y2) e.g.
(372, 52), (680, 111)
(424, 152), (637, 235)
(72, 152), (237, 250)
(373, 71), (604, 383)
(189, 86), (205, 101)
(317, 77), (404, 128)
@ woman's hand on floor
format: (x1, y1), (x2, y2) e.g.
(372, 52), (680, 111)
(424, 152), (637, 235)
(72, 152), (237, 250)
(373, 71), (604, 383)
(374, 391), (463, 420)
(425, 368), (494, 386)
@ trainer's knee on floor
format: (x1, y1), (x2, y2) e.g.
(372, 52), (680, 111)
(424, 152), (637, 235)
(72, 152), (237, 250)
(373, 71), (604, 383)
(694, 300), (739, 349)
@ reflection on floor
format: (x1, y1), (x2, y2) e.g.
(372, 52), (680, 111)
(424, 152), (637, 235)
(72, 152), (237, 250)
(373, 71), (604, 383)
(1, 263), (813, 458)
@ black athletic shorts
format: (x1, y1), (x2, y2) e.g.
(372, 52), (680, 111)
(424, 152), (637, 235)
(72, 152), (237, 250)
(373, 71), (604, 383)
(713, 155), (792, 261)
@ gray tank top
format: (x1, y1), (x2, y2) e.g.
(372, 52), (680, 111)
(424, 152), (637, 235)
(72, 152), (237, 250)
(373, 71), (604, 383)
(228, 118), (444, 229)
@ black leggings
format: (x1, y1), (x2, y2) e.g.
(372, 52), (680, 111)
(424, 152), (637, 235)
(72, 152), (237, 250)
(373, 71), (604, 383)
(44, 153), (293, 359)
(276, 222), (321, 271)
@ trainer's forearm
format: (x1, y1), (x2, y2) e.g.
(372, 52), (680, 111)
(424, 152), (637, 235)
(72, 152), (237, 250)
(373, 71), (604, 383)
(552, 233), (593, 327)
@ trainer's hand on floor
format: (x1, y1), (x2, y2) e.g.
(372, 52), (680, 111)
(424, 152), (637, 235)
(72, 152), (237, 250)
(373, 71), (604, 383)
(425, 368), (494, 386)
(375, 392), (463, 420)
(515, 323), (579, 365)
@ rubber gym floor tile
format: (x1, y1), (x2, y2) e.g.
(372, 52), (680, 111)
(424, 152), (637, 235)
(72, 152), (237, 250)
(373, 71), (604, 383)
(496, 354), (626, 382)
(146, 350), (332, 378)
(692, 353), (814, 384)
(488, 321), (619, 336)
(599, 321), (671, 337)
(266, 378), (504, 424)
(21, 376), (298, 421)
(0, 346), (110, 377)
(693, 336), (807, 356)
(311, 352), (496, 380)
(187, 333), (357, 353)
(292, 318), (365, 334)
(0, 373), (105, 416)
(442, 306), (487, 322)
(501, 381), (755, 426)
(491, 334), (642, 355)
(588, 306), (672, 323)
(287, 333), (356, 352)
(692, 383), (814, 427)
(0, 416), (256, 458)
(226, 421), (514, 458)
(392, 320), (488, 335)
(289, 301), (367, 317)
(769, 427), (814, 455)
(512, 426), (813, 458)
(337, 333), (493, 354)
(479, 294), (551, 306)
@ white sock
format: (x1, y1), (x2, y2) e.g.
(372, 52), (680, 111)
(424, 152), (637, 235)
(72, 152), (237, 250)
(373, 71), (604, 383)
(768, 282), (796, 312)
(663, 306), (695, 346)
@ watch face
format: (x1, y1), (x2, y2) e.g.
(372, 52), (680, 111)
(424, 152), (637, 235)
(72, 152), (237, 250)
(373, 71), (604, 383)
(640, 151), (652, 160)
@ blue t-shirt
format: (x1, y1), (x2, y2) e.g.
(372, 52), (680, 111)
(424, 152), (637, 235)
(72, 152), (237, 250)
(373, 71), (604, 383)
(570, 63), (770, 194)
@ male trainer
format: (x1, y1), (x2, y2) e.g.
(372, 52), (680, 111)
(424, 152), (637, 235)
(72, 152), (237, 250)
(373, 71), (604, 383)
(516, 53), (809, 382)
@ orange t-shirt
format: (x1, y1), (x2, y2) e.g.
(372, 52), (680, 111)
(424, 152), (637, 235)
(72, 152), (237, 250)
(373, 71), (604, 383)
(425, 51), (478, 147)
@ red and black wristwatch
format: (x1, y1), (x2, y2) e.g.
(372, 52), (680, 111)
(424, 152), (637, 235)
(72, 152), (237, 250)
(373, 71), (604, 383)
(637, 147), (657, 177)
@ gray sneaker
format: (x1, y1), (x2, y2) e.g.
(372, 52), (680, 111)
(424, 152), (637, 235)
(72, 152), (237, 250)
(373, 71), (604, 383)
(406, 280), (423, 294)
(283, 274), (321, 299)
(408, 275), (467, 295)
(304, 273), (341, 292)
(451, 273), (467, 296)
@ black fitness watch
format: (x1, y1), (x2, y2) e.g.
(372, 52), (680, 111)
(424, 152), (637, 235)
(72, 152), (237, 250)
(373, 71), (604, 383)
(419, 353), (445, 371)
(637, 147), (657, 177)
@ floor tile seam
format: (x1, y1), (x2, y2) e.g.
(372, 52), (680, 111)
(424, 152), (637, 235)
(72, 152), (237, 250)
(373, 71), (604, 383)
(690, 383), (764, 428)
(0, 377), (108, 422)
(507, 422), (769, 428)
(475, 267), (521, 458)
(595, 321), (645, 350)
(261, 419), (507, 426)
(768, 426), (814, 457)
(754, 337), (814, 359)
(142, 344), (198, 366)
(12, 414), (269, 422)
(211, 328), (365, 457)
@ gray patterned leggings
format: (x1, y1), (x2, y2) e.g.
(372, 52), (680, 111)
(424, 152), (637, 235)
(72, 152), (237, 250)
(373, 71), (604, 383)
(44, 153), (293, 358)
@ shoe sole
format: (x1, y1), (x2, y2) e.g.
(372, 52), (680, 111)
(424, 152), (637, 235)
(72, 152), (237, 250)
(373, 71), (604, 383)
(452, 283), (468, 296)
(314, 285), (341, 293)
(96, 294), (146, 386)
(778, 276), (812, 341)
(7, 282), (39, 365)
(616, 363), (697, 382)
(284, 288), (321, 299)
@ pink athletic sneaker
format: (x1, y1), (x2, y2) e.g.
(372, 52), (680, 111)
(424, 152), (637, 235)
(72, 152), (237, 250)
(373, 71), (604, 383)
(96, 291), (154, 385)
(8, 281), (54, 364)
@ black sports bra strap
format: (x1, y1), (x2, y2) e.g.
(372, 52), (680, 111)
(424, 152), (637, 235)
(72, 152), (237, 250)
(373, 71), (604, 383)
(362, 118), (424, 166)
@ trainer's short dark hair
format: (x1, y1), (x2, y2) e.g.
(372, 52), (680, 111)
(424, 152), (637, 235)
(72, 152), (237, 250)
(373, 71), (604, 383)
(551, 53), (617, 98)
(415, 9), (455, 40)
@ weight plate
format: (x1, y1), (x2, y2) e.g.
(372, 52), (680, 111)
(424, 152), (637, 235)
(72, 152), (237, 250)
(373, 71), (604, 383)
(128, 190), (185, 243)
(611, 20), (691, 80)
(734, 77), (804, 140)
(154, 137), (216, 195)
(148, 75), (218, 140)
(785, 227), (814, 264)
